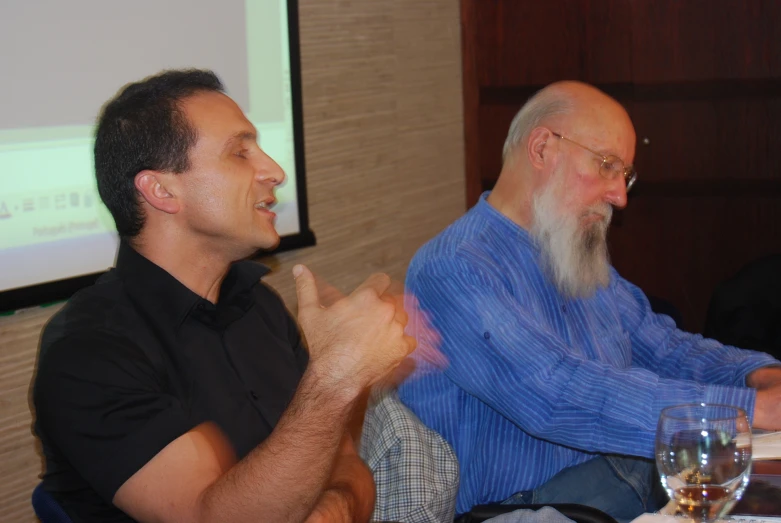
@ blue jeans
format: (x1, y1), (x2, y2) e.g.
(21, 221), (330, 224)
(502, 455), (669, 523)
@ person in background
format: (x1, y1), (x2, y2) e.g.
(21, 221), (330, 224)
(33, 69), (415, 523)
(399, 80), (781, 520)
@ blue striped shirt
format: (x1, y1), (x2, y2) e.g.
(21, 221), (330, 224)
(398, 193), (778, 515)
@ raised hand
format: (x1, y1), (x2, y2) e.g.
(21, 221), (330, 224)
(293, 264), (416, 394)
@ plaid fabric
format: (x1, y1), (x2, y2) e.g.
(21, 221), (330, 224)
(360, 387), (459, 523)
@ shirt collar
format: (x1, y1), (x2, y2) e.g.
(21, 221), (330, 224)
(114, 241), (270, 329)
(475, 191), (540, 254)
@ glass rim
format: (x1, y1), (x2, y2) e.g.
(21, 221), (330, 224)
(660, 403), (748, 421)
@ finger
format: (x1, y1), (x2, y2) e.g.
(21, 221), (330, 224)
(384, 280), (405, 299)
(395, 305), (409, 328)
(352, 272), (392, 298)
(403, 292), (442, 347)
(380, 293), (408, 327)
(374, 356), (418, 391)
(417, 309), (442, 347)
(402, 334), (418, 354)
(313, 272), (345, 308)
(293, 264), (321, 313)
(390, 355), (417, 385)
(417, 339), (449, 369)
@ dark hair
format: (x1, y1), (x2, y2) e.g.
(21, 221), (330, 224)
(94, 69), (224, 239)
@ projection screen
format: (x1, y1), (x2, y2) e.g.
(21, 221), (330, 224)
(0, 0), (314, 313)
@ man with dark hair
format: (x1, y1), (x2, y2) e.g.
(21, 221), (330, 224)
(94, 69), (225, 239)
(34, 69), (415, 522)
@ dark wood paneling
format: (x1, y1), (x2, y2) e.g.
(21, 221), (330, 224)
(629, 179), (781, 198)
(631, 0), (781, 83)
(481, 79), (781, 105)
(476, 103), (519, 194)
(609, 196), (781, 331)
(462, 0), (483, 207)
(629, 96), (781, 183)
(470, 1), (632, 86)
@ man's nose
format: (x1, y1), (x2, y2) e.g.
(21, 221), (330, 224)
(604, 175), (628, 209)
(256, 156), (286, 186)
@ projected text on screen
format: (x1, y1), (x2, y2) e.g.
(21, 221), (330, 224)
(0, 0), (304, 295)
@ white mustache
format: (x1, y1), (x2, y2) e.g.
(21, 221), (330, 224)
(581, 203), (613, 225)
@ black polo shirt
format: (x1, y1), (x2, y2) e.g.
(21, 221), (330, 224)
(33, 242), (308, 522)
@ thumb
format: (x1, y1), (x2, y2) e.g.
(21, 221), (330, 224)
(293, 264), (320, 313)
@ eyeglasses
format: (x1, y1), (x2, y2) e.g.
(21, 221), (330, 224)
(550, 131), (637, 192)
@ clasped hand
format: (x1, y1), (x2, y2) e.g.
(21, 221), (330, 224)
(293, 264), (417, 392)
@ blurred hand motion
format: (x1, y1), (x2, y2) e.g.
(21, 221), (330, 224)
(293, 264), (418, 389)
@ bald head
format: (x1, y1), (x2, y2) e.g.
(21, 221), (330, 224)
(490, 82), (636, 297)
(490, 80), (635, 232)
(503, 81), (634, 166)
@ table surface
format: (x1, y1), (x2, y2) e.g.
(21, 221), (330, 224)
(731, 460), (781, 516)
(754, 460), (781, 476)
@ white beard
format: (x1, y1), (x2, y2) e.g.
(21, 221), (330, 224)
(530, 171), (613, 298)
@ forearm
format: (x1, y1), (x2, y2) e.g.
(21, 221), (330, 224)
(305, 489), (354, 523)
(617, 277), (779, 385)
(637, 327), (779, 385)
(197, 368), (360, 523)
(446, 339), (759, 457)
(305, 434), (375, 523)
(305, 475), (374, 523)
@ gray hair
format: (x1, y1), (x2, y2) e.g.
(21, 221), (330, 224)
(502, 89), (573, 164)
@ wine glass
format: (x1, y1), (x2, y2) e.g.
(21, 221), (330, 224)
(655, 404), (752, 523)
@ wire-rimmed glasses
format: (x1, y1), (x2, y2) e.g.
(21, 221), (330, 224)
(550, 131), (638, 192)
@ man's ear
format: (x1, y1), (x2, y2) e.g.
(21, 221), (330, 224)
(134, 170), (180, 214)
(526, 127), (553, 170)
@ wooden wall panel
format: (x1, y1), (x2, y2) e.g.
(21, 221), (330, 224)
(462, 0), (484, 209)
(630, 96), (781, 183)
(610, 195), (781, 331)
(631, 0), (781, 83)
(470, 0), (632, 86)
(0, 0), (465, 519)
(477, 103), (521, 191)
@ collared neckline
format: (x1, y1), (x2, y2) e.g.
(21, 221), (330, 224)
(114, 242), (270, 329)
(474, 191), (540, 253)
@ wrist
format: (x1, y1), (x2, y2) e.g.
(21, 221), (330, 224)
(305, 359), (367, 404)
(306, 488), (354, 523)
(753, 389), (769, 428)
(747, 366), (781, 389)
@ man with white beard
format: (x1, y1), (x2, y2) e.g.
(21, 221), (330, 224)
(398, 81), (781, 521)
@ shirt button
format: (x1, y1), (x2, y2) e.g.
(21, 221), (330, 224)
(249, 390), (258, 400)
(561, 305), (567, 313)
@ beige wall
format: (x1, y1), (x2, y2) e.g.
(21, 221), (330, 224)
(0, 0), (465, 519)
